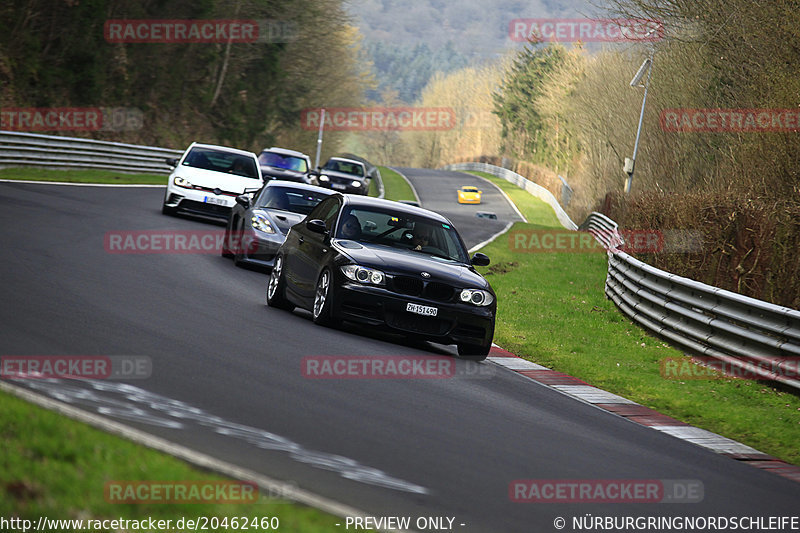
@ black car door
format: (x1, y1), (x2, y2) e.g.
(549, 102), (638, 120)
(287, 197), (341, 303)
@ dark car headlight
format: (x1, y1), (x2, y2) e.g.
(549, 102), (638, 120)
(251, 213), (276, 234)
(459, 288), (494, 307)
(341, 265), (385, 286)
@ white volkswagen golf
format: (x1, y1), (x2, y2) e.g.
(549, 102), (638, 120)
(162, 142), (263, 220)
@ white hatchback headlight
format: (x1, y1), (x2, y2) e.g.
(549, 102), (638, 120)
(341, 265), (385, 286)
(174, 176), (192, 188)
(459, 288), (494, 307)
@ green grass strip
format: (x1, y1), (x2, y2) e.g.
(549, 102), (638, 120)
(376, 166), (416, 202)
(0, 167), (168, 185)
(471, 172), (800, 466)
(0, 388), (350, 531)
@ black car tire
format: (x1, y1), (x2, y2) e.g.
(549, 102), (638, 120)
(221, 217), (235, 258)
(161, 203), (176, 216)
(457, 342), (490, 361)
(232, 218), (247, 266)
(266, 255), (294, 311)
(312, 269), (339, 327)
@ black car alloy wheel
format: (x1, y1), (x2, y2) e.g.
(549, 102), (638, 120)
(312, 269), (337, 326)
(266, 255), (293, 310)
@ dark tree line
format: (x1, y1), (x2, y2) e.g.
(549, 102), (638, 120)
(0, 0), (371, 152)
(365, 41), (468, 103)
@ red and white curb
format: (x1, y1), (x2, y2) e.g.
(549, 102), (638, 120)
(486, 346), (800, 484)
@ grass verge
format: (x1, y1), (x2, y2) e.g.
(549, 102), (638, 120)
(471, 172), (800, 466)
(377, 166), (416, 202)
(0, 388), (346, 531)
(0, 167), (167, 185)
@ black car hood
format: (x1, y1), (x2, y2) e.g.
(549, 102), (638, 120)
(252, 208), (305, 234)
(260, 166), (306, 180)
(334, 240), (489, 289)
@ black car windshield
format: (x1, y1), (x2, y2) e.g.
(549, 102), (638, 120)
(322, 159), (364, 177)
(336, 206), (469, 263)
(182, 147), (259, 179)
(255, 186), (331, 215)
(258, 152), (308, 172)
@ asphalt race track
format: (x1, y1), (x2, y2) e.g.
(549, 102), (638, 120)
(1, 175), (799, 532)
(391, 168), (523, 249)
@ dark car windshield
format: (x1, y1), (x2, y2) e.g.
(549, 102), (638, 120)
(258, 152), (309, 172)
(182, 147), (259, 179)
(336, 206), (469, 263)
(255, 186), (331, 215)
(322, 159), (364, 177)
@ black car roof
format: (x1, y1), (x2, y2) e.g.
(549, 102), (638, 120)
(340, 195), (450, 224)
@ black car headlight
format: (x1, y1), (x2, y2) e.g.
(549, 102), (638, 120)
(251, 213), (276, 234)
(341, 265), (385, 286)
(318, 174), (330, 182)
(174, 176), (192, 189)
(351, 180), (362, 188)
(459, 288), (494, 307)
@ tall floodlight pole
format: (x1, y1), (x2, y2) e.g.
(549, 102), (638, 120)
(624, 30), (657, 194)
(314, 108), (325, 169)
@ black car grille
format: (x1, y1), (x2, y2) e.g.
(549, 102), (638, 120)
(190, 185), (239, 197)
(392, 276), (423, 296)
(179, 200), (231, 217)
(386, 312), (450, 336)
(426, 282), (455, 301)
(391, 276), (455, 302)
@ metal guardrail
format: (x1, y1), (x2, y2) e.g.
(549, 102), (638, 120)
(440, 161), (578, 230)
(581, 212), (800, 391)
(0, 131), (183, 174)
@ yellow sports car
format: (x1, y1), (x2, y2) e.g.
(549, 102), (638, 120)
(457, 185), (482, 204)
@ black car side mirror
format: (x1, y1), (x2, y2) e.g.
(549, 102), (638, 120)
(235, 195), (251, 208)
(471, 252), (490, 267)
(165, 157), (178, 168)
(306, 219), (327, 235)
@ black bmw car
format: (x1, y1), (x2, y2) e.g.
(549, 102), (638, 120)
(266, 195), (495, 359)
(222, 181), (333, 270)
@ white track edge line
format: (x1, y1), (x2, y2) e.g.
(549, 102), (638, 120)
(0, 380), (416, 533)
(465, 172), (528, 224)
(386, 167), (421, 204)
(468, 222), (513, 254)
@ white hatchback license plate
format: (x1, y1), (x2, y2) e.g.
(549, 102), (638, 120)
(406, 303), (438, 317)
(204, 196), (227, 206)
(331, 183), (347, 190)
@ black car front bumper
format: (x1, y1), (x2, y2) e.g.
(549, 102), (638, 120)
(331, 279), (495, 348)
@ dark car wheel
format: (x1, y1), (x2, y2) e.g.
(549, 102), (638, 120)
(221, 217), (235, 258)
(161, 203), (176, 216)
(232, 218), (247, 266)
(312, 269), (339, 327)
(266, 255), (294, 311)
(457, 342), (491, 361)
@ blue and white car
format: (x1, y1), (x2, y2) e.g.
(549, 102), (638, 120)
(162, 142), (263, 220)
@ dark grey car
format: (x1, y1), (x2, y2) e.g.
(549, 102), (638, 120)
(315, 156), (370, 195)
(222, 181), (334, 270)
